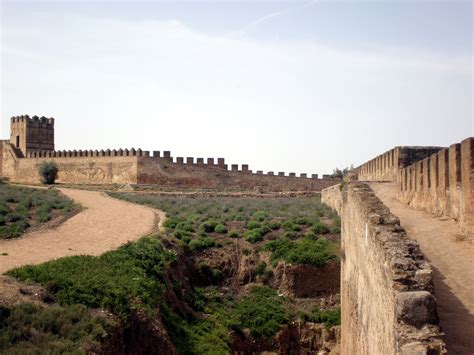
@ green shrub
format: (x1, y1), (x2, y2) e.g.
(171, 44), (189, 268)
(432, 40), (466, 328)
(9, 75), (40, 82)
(252, 211), (268, 222)
(300, 308), (341, 329)
(255, 262), (267, 276)
(311, 222), (330, 235)
(294, 216), (312, 225)
(198, 219), (219, 233)
(244, 230), (264, 243)
(38, 161), (58, 185)
(189, 236), (219, 251)
(232, 286), (291, 338)
(0, 303), (111, 353)
(246, 220), (260, 230)
(214, 224), (227, 234)
(281, 220), (301, 232)
(8, 236), (175, 317)
(228, 230), (239, 238)
(268, 220), (281, 230)
(163, 217), (181, 229)
(176, 221), (194, 232)
(263, 237), (338, 267)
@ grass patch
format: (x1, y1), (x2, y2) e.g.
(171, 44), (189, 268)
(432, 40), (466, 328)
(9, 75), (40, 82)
(7, 236), (175, 317)
(172, 285), (292, 353)
(108, 193), (338, 250)
(0, 183), (78, 239)
(300, 307), (341, 330)
(263, 237), (338, 267)
(0, 303), (112, 354)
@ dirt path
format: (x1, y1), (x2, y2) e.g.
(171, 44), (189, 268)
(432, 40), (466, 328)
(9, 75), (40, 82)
(370, 182), (474, 354)
(0, 188), (165, 274)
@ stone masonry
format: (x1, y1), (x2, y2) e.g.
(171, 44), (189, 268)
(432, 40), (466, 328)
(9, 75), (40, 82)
(0, 116), (339, 191)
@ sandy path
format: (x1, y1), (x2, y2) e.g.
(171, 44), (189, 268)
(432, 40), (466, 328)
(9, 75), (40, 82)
(370, 182), (474, 354)
(0, 188), (165, 274)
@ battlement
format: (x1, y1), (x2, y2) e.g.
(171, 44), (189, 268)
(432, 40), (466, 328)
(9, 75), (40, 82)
(25, 148), (151, 158)
(356, 138), (473, 238)
(11, 115), (55, 126)
(2, 116), (338, 191)
(10, 114), (55, 156)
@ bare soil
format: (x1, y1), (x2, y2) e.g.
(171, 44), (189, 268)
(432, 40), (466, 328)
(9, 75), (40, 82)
(0, 188), (163, 274)
(370, 182), (474, 354)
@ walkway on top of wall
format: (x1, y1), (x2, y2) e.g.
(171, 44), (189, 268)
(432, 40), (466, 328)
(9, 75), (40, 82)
(0, 188), (165, 274)
(370, 182), (474, 355)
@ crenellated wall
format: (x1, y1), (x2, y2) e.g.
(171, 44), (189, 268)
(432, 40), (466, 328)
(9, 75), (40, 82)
(0, 142), (339, 191)
(322, 183), (445, 354)
(356, 138), (474, 237)
(136, 155), (337, 191)
(357, 146), (443, 182)
(397, 138), (474, 236)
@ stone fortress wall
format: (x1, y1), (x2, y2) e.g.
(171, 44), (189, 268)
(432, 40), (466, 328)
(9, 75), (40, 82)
(322, 183), (445, 354)
(356, 138), (474, 237)
(0, 115), (339, 191)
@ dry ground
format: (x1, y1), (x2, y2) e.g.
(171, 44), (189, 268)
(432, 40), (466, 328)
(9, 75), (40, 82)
(370, 182), (474, 355)
(0, 188), (164, 274)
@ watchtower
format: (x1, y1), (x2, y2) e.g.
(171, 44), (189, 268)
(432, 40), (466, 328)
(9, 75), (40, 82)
(10, 115), (55, 157)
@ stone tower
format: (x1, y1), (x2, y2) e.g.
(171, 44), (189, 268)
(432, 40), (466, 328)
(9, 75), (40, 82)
(10, 115), (55, 157)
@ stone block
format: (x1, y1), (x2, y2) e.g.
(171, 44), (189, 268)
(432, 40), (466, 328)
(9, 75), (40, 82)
(395, 291), (437, 328)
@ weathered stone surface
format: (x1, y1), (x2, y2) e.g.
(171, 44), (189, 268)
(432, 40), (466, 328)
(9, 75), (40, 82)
(1, 117), (338, 191)
(395, 291), (438, 328)
(322, 182), (445, 354)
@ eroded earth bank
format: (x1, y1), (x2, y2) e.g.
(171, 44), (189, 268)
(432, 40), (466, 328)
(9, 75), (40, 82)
(1, 185), (342, 354)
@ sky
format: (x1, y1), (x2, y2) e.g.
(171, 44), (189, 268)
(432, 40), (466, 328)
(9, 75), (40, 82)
(0, 0), (472, 175)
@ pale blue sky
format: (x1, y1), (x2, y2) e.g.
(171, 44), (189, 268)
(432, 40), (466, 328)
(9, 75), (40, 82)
(1, 0), (472, 175)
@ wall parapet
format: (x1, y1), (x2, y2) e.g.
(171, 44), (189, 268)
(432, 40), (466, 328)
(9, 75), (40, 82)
(356, 139), (473, 238)
(322, 182), (445, 354)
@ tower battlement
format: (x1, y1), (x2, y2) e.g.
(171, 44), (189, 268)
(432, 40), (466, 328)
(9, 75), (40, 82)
(10, 114), (55, 156)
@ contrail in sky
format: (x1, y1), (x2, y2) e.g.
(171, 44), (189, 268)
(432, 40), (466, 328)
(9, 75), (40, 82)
(234, 0), (319, 37)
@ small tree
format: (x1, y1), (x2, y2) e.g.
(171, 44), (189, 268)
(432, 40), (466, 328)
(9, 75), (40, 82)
(39, 161), (58, 185)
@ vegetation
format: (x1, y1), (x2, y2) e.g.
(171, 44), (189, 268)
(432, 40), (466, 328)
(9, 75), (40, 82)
(108, 193), (339, 252)
(263, 236), (338, 267)
(39, 161), (58, 185)
(5, 194), (341, 353)
(0, 303), (112, 354)
(300, 307), (341, 330)
(8, 236), (175, 317)
(173, 285), (291, 353)
(0, 183), (78, 239)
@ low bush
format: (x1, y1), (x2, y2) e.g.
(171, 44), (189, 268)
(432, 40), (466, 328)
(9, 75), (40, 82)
(251, 211), (268, 222)
(214, 224), (227, 234)
(0, 183), (78, 239)
(281, 220), (301, 232)
(300, 307), (341, 330)
(228, 230), (239, 238)
(8, 236), (175, 317)
(189, 236), (220, 251)
(311, 222), (330, 235)
(246, 220), (260, 230)
(38, 161), (58, 185)
(231, 286), (291, 338)
(244, 230), (264, 243)
(0, 303), (112, 353)
(255, 261), (267, 276)
(263, 237), (338, 267)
